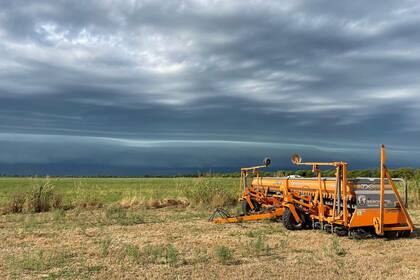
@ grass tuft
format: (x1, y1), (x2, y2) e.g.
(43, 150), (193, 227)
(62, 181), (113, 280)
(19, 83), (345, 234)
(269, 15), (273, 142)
(324, 238), (347, 257)
(332, 238), (347, 257)
(166, 243), (178, 266)
(124, 243), (141, 263)
(214, 245), (234, 265)
(243, 232), (272, 256)
(97, 238), (112, 257)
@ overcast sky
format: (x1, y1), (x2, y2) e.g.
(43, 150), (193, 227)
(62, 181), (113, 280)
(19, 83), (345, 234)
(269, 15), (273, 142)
(1, 0), (420, 175)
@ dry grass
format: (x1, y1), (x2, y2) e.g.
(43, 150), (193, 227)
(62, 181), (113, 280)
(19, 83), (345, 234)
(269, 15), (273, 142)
(0, 207), (419, 280)
(119, 196), (189, 209)
(0, 177), (419, 279)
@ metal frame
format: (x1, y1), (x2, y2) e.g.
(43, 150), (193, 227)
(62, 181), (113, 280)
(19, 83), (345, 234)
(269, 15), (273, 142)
(211, 145), (415, 237)
(374, 145), (414, 235)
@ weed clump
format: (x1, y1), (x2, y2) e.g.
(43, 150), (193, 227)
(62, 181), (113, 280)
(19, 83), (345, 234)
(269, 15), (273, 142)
(97, 238), (112, 257)
(332, 238), (347, 256)
(214, 245), (234, 265)
(252, 234), (270, 255)
(124, 243), (141, 263)
(243, 232), (272, 256)
(324, 238), (347, 257)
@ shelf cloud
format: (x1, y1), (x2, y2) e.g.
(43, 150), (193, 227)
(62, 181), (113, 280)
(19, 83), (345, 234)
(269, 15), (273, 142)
(1, 0), (420, 174)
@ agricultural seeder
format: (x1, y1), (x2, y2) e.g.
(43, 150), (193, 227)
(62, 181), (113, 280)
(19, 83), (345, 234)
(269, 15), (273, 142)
(209, 145), (415, 238)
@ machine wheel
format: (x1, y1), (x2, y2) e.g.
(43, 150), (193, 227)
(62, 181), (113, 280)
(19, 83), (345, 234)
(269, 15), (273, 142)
(303, 213), (312, 229)
(384, 231), (398, 239)
(334, 227), (348, 237)
(324, 224), (333, 234)
(282, 207), (304, 230)
(399, 230), (411, 238)
(242, 200), (260, 215)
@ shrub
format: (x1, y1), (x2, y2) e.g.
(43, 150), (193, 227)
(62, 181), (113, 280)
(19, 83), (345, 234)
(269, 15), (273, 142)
(26, 180), (61, 213)
(214, 245), (234, 265)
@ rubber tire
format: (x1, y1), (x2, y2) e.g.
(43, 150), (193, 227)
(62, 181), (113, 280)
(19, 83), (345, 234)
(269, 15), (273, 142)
(282, 207), (304, 230)
(384, 231), (398, 239)
(302, 213), (312, 229)
(242, 200), (260, 215)
(335, 227), (348, 237)
(399, 230), (411, 238)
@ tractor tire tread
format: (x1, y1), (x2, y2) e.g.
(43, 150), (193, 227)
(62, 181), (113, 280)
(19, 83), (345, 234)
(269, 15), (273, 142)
(282, 207), (303, 230)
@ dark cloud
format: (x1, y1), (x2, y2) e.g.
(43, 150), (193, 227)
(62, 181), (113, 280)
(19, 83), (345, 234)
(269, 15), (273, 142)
(0, 0), (419, 175)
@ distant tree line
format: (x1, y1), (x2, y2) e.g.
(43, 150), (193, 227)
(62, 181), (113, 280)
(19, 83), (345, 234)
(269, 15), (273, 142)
(1, 168), (419, 179)
(194, 167), (420, 180)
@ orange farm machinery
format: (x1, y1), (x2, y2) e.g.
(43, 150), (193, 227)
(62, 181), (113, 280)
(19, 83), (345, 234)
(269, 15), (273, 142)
(210, 145), (415, 238)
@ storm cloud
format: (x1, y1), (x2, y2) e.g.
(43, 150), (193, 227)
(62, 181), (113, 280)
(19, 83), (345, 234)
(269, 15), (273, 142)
(1, 0), (420, 175)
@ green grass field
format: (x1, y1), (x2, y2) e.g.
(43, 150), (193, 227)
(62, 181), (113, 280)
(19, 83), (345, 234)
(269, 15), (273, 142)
(0, 177), (239, 211)
(0, 177), (419, 279)
(0, 177), (236, 201)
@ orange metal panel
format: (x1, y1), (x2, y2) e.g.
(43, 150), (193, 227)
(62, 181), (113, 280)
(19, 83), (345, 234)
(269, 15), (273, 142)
(349, 208), (407, 227)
